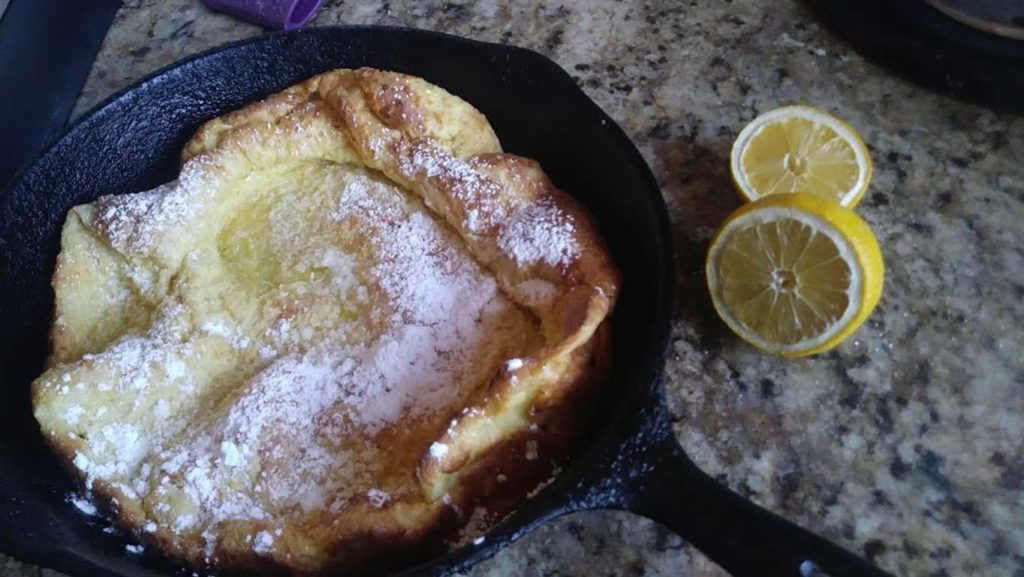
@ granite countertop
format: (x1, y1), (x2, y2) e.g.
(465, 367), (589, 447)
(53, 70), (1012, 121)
(5, 1), (1023, 576)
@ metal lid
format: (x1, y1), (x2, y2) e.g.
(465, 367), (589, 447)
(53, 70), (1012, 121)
(926, 0), (1024, 40)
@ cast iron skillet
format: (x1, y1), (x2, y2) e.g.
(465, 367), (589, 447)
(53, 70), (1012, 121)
(0, 27), (892, 577)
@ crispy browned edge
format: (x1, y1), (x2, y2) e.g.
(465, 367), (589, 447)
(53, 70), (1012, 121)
(35, 68), (621, 576)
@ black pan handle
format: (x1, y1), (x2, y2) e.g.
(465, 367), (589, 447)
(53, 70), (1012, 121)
(614, 423), (894, 577)
(0, 0), (121, 187)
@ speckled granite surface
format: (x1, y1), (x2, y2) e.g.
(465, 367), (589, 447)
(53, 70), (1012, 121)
(5, 1), (1023, 576)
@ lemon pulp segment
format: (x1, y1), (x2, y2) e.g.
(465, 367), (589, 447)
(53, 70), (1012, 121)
(718, 213), (853, 345)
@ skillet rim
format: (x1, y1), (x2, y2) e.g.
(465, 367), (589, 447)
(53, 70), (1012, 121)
(0, 25), (676, 577)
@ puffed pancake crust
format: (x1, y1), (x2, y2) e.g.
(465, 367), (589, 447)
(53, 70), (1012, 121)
(32, 68), (619, 576)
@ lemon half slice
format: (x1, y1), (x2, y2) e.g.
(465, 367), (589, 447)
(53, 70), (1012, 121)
(731, 106), (872, 208)
(706, 193), (883, 358)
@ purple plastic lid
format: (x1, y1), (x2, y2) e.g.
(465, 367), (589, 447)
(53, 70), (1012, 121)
(202, 0), (323, 30)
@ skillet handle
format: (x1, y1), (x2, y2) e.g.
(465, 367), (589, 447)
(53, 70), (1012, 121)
(622, 434), (894, 577)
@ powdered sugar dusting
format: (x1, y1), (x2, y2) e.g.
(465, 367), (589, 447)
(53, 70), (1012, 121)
(393, 138), (578, 269)
(253, 531), (274, 554)
(94, 158), (215, 256)
(366, 489), (391, 508)
(398, 141), (506, 234)
(497, 200), (577, 268)
(429, 442), (449, 459)
(43, 166), (540, 555)
(511, 279), (559, 308)
(68, 493), (98, 516)
(329, 174), (510, 428)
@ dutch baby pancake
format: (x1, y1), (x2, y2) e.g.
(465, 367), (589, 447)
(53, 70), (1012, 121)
(32, 68), (619, 575)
